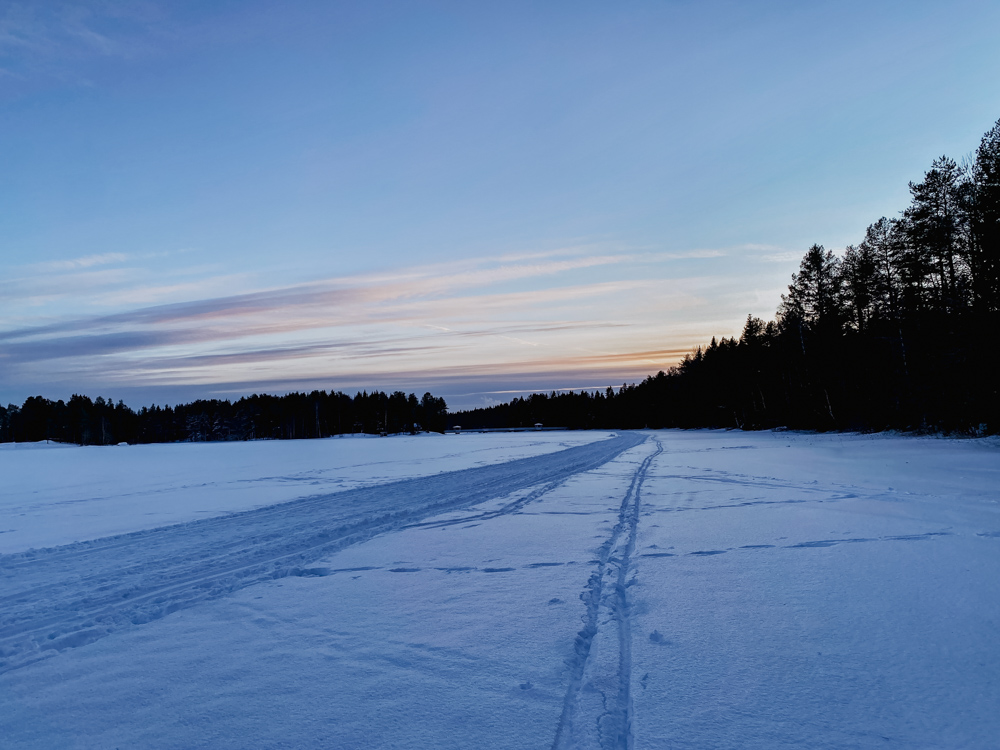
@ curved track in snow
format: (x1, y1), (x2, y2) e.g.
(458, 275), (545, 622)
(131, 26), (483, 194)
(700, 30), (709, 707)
(0, 433), (644, 674)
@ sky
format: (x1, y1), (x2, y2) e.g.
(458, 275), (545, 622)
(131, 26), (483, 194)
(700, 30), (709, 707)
(2, 1), (999, 411)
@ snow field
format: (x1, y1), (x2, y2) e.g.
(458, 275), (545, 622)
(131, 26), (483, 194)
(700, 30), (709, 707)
(0, 431), (614, 553)
(0, 434), (640, 675)
(2, 429), (999, 748)
(2, 435), (650, 749)
(628, 431), (1000, 749)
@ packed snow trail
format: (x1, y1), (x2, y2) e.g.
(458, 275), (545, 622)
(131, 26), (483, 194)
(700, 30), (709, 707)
(0, 432), (615, 554)
(0, 432), (643, 674)
(553, 437), (662, 750)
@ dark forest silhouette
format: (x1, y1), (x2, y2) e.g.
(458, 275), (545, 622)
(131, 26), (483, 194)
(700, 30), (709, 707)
(3, 118), (998, 443)
(0, 390), (448, 444)
(455, 118), (1000, 435)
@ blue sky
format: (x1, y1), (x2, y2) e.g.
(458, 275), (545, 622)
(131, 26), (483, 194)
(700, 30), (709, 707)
(2, 1), (999, 410)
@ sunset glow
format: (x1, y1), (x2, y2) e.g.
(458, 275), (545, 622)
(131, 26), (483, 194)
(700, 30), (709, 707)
(3, 1), (999, 408)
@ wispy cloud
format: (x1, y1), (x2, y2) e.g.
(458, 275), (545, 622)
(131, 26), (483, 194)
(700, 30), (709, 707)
(28, 252), (130, 272)
(1, 250), (647, 337)
(0, 243), (783, 404)
(90, 273), (257, 307)
(499, 335), (540, 347)
(0, 3), (170, 70)
(752, 249), (802, 263)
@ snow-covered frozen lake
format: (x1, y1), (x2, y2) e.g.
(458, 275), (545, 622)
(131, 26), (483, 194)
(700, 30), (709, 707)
(0, 432), (614, 553)
(2, 429), (998, 748)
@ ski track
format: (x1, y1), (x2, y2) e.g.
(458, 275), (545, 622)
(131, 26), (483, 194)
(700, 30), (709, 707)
(402, 478), (566, 530)
(553, 436), (662, 750)
(0, 433), (644, 675)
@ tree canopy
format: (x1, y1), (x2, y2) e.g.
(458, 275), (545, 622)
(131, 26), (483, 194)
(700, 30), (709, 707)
(453, 118), (1000, 435)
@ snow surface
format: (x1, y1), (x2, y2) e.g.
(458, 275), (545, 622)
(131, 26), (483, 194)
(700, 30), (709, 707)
(0, 432), (612, 553)
(2, 429), (999, 749)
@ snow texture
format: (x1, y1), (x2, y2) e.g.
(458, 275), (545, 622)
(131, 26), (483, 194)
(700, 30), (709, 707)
(2, 429), (999, 749)
(0, 431), (613, 553)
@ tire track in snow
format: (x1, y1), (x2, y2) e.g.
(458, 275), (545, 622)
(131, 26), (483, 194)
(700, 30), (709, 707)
(0, 433), (643, 675)
(553, 437), (662, 750)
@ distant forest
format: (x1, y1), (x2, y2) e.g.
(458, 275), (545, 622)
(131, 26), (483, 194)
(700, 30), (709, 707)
(3, 119), (998, 444)
(454, 118), (1000, 435)
(0, 391), (448, 445)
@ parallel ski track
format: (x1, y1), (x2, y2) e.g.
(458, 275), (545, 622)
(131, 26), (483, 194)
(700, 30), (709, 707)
(552, 436), (662, 750)
(0, 433), (643, 675)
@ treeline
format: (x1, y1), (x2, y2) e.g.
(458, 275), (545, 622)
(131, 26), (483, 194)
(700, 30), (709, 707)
(5, 120), (998, 441)
(0, 390), (448, 445)
(455, 118), (1000, 434)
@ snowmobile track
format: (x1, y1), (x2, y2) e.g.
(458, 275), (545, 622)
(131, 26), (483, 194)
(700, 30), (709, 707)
(0, 433), (643, 674)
